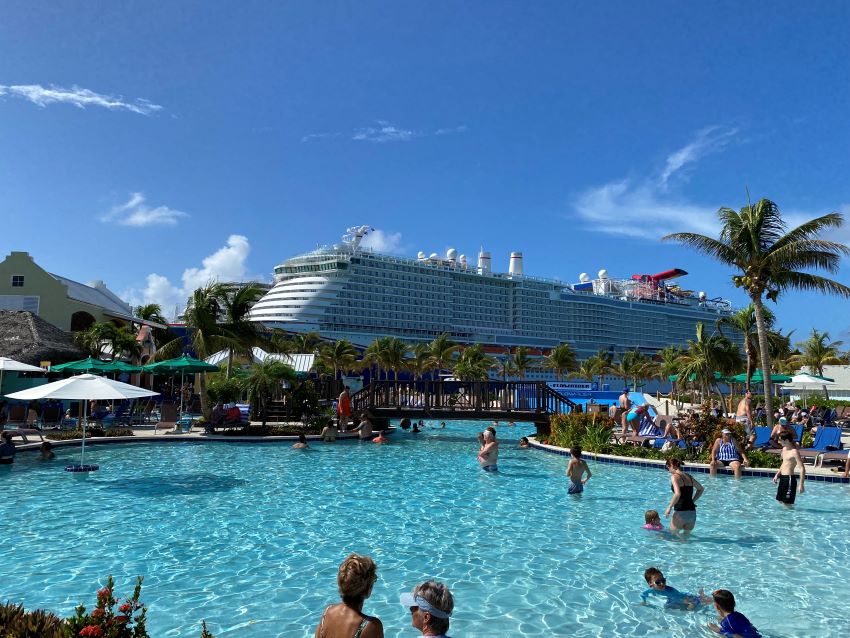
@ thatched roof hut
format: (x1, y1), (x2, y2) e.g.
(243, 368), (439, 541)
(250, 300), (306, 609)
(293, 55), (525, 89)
(0, 310), (86, 365)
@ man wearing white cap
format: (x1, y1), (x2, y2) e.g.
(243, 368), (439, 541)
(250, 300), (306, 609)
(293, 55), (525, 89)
(400, 581), (454, 637)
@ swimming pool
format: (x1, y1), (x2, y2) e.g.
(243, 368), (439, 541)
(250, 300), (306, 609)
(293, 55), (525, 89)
(1, 422), (847, 637)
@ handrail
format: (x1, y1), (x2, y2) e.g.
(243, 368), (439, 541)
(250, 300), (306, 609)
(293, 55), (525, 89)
(350, 380), (577, 416)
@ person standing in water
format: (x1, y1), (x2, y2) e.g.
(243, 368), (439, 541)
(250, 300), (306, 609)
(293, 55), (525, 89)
(664, 458), (704, 533)
(773, 431), (805, 505)
(619, 387), (633, 436)
(566, 446), (592, 494)
(477, 429), (499, 472)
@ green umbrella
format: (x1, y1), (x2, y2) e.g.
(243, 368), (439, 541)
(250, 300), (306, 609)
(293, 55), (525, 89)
(730, 369), (792, 384)
(669, 371), (732, 383)
(143, 355), (220, 418)
(51, 357), (111, 374)
(102, 361), (144, 373)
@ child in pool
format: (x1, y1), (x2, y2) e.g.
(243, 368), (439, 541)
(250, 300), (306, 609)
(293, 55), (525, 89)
(643, 510), (664, 531)
(707, 589), (761, 637)
(640, 567), (704, 610)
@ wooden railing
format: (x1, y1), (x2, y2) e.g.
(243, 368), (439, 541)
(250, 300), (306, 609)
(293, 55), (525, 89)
(350, 380), (577, 416)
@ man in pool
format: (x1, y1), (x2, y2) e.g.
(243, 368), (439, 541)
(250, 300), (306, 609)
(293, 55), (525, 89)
(566, 446), (591, 494)
(477, 429), (499, 471)
(772, 431), (805, 505)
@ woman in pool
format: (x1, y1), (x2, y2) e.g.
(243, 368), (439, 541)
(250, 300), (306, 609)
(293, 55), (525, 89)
(709, 428), (749, 479)
(314, 553), (383, 638)
(664, 458), (704, 533)
(477, 429), (499, 471)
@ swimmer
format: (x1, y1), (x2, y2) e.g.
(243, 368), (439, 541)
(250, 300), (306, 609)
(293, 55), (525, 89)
(664, 458), (704, 533)
(640, 567), (701, 610)
(372, 430), (389, 444)
(707, 589), (761, 637)
(320, 420), (337, 442)
(566, 446), (591, 494)
(412, 422), (421, 434)
(518, 436), (529, 449)
(507, 421), (515, 427)
(772, 431), (805, 505)
(39, 441), (55, 460)
(642, 509), (663, 531)
(477, 429), (499, 472)
(399, 417), (411, 430)
(292, 433), (309, 449)
(439, 421), (446, 429)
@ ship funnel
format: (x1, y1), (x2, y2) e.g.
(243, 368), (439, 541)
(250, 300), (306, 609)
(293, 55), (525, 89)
(579, 272), (590, 283)
(509, 252), (523, 277)
(598, 269), (608, 279)
(477, 248), (491, 274)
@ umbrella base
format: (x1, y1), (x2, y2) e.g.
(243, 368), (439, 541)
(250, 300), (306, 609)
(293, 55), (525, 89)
(65, 464), (99, 473)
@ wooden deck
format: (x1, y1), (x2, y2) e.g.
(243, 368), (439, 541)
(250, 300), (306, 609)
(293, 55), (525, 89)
(350, 380), (577, 430)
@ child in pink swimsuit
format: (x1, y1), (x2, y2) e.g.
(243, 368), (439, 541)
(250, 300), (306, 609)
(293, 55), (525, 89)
(643, 509), (664, 531)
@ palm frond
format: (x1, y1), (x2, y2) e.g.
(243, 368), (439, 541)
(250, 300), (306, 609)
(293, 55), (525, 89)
(771, 271), (850, 298)
(769, 212), (846, 252)
(662, 232), (738, 265)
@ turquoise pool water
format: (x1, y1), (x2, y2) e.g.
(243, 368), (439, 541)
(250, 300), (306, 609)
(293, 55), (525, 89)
(1, 422), (848, 637)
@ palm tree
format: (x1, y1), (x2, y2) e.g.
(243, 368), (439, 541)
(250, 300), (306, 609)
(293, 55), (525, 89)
(609, 350), (651, 390)
(379, 337), (409, 381)
(406, 342), (432, 380)
(792, 329), (844, 377)
(512, 346), (533, 379)
(453, 344), (494, 381)
(571, 355), (607, 388)
(181, 283), (228, 418)
(109, 325), (143, 362)
(492, 357), (518, 381)
(665, 197), (850, 427)
(134, 303), (176, 350)
(318, 339), (359, 380)
(267, 329), (296, 355)
(218, 283), (266, 378)
(428, 333), (459, 379)
(290, 331), (323, 354)
(362, 337), (386, 380)
(676, 323), (741, 404)
(656, 345), (684, 396)
(543, 343), (578, 380)
(716, 304), (766, 391)
(240, 360), (298, 426)
(74, 322), (117, 359)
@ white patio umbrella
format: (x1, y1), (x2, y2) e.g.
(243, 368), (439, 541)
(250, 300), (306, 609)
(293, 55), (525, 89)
(0, 357), (45, 397)
(6, 374), (159, 470)
(780, 373), (836, 407)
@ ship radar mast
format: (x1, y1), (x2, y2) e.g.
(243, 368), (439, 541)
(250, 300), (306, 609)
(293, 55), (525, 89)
(342, 225), (375, 249)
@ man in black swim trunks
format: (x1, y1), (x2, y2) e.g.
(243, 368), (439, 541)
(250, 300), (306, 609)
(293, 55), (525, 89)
(772, 432), (805, 505)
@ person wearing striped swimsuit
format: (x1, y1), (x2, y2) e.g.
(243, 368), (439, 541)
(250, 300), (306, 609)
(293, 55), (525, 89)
(710, 429), (749, 479)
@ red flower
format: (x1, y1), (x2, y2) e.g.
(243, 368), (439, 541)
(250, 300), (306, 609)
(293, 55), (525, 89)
(96, 587), (111, 600)
(118, 603), (132, 613)
(91, 608), (105, 619)
(114, 615), (130, 624)
(80, 626), (104, 637)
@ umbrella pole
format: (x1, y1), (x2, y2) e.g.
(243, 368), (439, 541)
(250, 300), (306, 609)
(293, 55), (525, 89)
(80, 399), (87, 466)
(179, 371), (185, 419)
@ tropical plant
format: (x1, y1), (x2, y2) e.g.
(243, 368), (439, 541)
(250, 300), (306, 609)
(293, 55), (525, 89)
(134, 303), (176, 349)
(792, 329), (844, 377)
(571, 355), (608, 388)
(492, 357), (518, 381)
(109, 325), (143, 362)
(512, 346), (533, 379)
(205, 376), (244, 404)
(453, 344), (494, 381)
(609, 349), (652, 389)
(217, 283), (266, 378)
(676, 323), (741, 403)
(428, 333), (459, 378)
(73, 322), (117, 359)
(543, 343), (578, 380)
(665, 197), (850, 426)
(715, 304), (775, 390)
(64, 575), (149, 638)
(405, 342), (433, 380)
(317, 339), (359, 380)
(371, 336), (408, 381)
(290, 331), (323, 353)
(0, 602), (64, 637)
(240, 360), (298, 426)
(656, 346), (684, 390)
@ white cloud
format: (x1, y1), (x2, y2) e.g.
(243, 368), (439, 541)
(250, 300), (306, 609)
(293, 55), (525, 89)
(0, 83), (162, 115)
(360, 229), (404, 253)
(122, 235), (257, 319)
(658, 125), (737, 188)
(572, 127), (741, 239)
(302, 121), (466, 143)
(101, 192), (189, 227)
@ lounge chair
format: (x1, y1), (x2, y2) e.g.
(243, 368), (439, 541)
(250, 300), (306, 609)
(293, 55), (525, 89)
(815, 449), (848, 468)
(156, 402), (178, 433)
(41, 406), (62, 429)
(6, 404), (26, 425)
(2, 427), (44, 443)
(795, 427), (843, 463)
(752, 426), (772, 448)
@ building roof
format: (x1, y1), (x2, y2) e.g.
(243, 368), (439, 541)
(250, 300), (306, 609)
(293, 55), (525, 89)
(205, 348), (315, 374)
(49, 273), (165, 328)
(801, 365), (850, 391)
(0, 310), (86, 365)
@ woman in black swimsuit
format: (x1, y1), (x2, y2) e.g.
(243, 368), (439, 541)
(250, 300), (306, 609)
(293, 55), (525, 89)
(664, 458), (704, 533)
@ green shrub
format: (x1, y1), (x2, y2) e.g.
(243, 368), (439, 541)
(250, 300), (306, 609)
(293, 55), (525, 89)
(0, 601), (64, 637)
(549, 412), (604, 449)
(63, 575), (148, 638)
(746, 450), (783, 469)
(46, 427), (134, 441)
(206, 377), (243, 404)
(288, 381), (320, 422)
(219, 424), (324, 436)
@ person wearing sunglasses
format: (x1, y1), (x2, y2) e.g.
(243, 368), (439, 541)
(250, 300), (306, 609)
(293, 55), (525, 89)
(639, 567), (702, 610)
(399, 581), (454, 637)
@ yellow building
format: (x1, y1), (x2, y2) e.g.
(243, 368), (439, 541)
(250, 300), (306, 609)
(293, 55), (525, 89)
(0, 251), (145, 332)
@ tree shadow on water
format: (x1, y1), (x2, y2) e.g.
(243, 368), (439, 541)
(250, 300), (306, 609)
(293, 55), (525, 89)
(99, 473), (249, 496)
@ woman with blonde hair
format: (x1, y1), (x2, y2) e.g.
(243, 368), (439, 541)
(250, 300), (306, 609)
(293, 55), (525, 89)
(314, 553), (383, 638)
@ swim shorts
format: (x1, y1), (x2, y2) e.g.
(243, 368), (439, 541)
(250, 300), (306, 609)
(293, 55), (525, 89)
(568, 480), (583, 494)
(481, 464), (498, 472)
(776, 474), (798, 504)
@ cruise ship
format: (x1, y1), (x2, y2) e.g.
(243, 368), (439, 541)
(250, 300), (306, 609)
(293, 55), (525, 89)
(249, 226), (735, 362)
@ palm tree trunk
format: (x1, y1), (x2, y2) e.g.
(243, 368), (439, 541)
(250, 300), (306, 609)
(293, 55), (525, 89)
(199, 373), (211, 420)
(226, 348), (233, 379)
(751, 294), (774, 428)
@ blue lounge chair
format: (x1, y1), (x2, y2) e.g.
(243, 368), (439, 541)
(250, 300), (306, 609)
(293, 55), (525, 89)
(752, 426), (772, 448)
(797, 427), (842, 462)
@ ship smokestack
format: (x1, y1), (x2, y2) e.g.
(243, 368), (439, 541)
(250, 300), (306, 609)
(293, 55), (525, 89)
(477, 249), (491, 274)
(509, 251), (523, 277)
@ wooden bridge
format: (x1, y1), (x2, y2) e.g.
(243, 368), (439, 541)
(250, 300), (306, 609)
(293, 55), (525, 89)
(349, 380), (578, 433)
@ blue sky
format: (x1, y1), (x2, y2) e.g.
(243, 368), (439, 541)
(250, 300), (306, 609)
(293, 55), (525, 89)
(1, 1), (848, 344)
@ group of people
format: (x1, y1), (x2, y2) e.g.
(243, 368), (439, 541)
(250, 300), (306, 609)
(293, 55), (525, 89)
(315, 553), (454, 638)
(0, 433), (56, 465)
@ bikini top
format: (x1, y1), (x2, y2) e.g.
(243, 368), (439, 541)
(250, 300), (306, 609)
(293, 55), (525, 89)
(318, 606), (371, 638)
